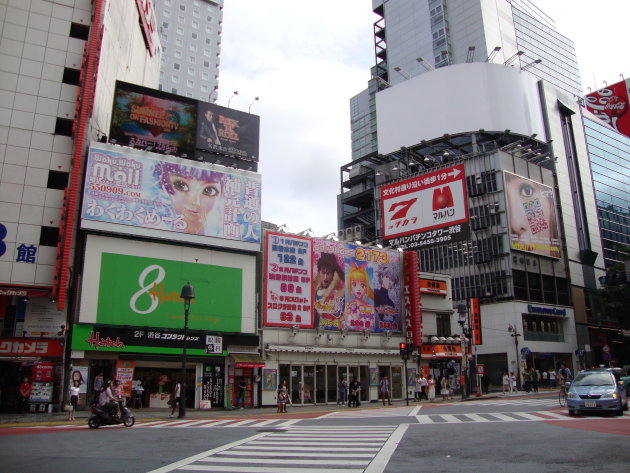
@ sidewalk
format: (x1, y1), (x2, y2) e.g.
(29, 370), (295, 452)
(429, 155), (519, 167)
(0, 389), (552, 427)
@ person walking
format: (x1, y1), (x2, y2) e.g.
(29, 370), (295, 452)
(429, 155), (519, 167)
(532, 368), (540, 393)
(414, 374), (423, 401)
(92, 370), (104, 405)
(237, 379), (247, 409)
(510, 371), (517, 392)
(419, 374), (428, 400)
(440, 376), (450, 401)
(427, 375), (436, 402)
(68, 379), (80, 421)
(349, 378), (361, 408)
(277, 381), (288, 413)
(337, 377), (347, 405)
(380, 375), (392, 406)
(502, 372), (510, 395)
(168, 379), (181, 418)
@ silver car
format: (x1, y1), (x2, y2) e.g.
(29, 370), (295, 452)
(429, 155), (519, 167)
(566, 371), (628, 416)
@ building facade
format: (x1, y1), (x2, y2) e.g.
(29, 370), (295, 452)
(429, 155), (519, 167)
(155, 0), (223, 102)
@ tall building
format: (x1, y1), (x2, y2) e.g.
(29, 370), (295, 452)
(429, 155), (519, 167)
(350, 0), (582, 162)
(155, 0), (223, 102)
(0, 0), (160, 412)
(340, 0), (619, 382)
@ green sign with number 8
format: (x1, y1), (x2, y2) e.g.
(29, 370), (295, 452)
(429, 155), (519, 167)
(96, 252), (242, 331)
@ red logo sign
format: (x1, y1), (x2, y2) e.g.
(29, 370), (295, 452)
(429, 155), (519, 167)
(585, 79), (630, 138)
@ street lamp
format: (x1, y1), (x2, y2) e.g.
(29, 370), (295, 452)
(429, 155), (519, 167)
(179, 282), (195, 418)
(457, 303), (470, 398)
(508, 324), (522, 391)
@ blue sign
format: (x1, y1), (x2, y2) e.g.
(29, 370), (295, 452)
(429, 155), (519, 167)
(521, 347), (531, 357)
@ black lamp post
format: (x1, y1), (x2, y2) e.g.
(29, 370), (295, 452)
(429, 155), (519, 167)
(508, 324), (522, 391)
(457, 303), (470, 399)
(179, 282), (195, 418)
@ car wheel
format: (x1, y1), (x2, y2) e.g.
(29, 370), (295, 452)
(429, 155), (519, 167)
(88, 417), (100, 429)
(614, 401), (624, 416)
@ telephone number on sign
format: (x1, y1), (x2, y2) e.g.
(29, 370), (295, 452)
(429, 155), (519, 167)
(89, 183), (141, 198)
(415, 235), (453, 247)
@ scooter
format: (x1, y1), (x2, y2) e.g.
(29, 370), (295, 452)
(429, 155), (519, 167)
(88, 401), (135, 428)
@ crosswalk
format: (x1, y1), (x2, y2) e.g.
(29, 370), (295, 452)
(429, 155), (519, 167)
(146, 425), (405, 473)
(26, 418), (302, 430)
(414, 410), (630, 424)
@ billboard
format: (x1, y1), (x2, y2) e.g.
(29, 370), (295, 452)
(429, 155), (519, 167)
(197, 102), (260, 162)
(503, 172), (561, 258)
(585, 78), (630, 138)
(79, 234), (257, 334)
(263, 232), (403, 333)
(109, 81), (197, 156)
(81, 143), (261, 244)
(380, 164), (470, 250)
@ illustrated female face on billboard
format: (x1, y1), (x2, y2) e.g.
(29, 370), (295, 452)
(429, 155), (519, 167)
(504, 172), (560, 258)
(155, 162), (223, 235)
(342, 262), (375, 331)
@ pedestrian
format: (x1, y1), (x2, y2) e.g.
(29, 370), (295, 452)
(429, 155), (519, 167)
(337, 377), (347, 405)
(237, 379), (247, 409)
(481, 373), (490, 394)
(427, 375), (436, 402)
(502, 372), (510, 395)
(168, 378), (181, 418)
(277, 381), (288, 413)
(92, 370), (103, 405)
(522, 367), (532, 393)
(379, 375), (392, 406)
(349, 377), (361, 407)
(532, 368), (540, 393)
(420, 374), (428, 400)
(510, 371), (517, 392)
(541, 369), (548, 387)
(18, 377), (32, 413)
(548, 368), (556, 387)
(68, 379), (80, 421)
(440, 376), (450, 401)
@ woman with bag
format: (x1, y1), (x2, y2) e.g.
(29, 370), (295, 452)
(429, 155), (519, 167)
(68, 379), (80, 421)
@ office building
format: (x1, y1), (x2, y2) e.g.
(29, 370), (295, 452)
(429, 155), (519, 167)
(155, 0), (223, 102)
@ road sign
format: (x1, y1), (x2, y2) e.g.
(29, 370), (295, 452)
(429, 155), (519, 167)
(477, 364), (485, 375)
(521, 347), (531, 357)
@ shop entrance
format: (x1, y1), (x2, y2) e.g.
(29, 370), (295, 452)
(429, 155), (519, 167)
(0, 361), (20, 412)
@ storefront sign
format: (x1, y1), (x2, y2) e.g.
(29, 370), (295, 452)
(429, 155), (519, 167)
(470, 297), (482, 345)
(0, 339), (63, 357)
(420, 344), (463, 358)
(527, 304), (566, 316)
(403, 251), (422, 347)
(95, 253), (243, 332)
(32, 362), (55, 381)
(116, 360), (135, 397)
(585, 78), (630, 138)
(23, 298), (66, 338)
(205, 335), (223, 354)
(71, 324), (227, 356)
(381, 164), (470, 250)
(135, 0), (159, 57)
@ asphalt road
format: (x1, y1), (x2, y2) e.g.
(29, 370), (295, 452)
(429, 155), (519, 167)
(0, 393), (628, 473)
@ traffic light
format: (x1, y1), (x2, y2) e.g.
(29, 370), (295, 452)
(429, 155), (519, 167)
(600, 270), (627, 286)
(399, 342), (407, 357)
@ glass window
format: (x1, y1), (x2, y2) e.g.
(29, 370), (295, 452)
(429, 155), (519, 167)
(192, 32), (197, 39)
(187, 79), (194, 87)
(174, 50), (181, 58)
(173, 63), (180, 70)
(175, 38), (183, 47)
(172, 74), (179, 83)
(190, 44), (197, 52)
(188, 67), (195, 75)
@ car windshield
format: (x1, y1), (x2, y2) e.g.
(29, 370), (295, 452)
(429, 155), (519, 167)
(572, 373), (615, 387)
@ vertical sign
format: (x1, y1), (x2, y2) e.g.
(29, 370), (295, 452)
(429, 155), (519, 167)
(470, 297), (482, 345)
(263, 232), (313, 327)
(403, 251), (422, 350)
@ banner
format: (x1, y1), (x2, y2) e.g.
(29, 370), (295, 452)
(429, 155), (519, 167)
(470, 297), (482, 345)
(503, 172), (560, 258)
(81, 143), (262, 243)
(585, 78), (630, 138)
(263, 233), (403, 333)
(197, 102), (260, 162)
(381, 164), (470, 250)
(109, 81), (197, 156)
(95, 252), (243, 332)
(264, 232), (313, 327)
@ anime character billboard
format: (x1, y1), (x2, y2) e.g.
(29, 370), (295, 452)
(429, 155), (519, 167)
(81, 143), (261, 243)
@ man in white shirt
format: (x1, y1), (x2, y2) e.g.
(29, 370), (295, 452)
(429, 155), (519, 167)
(169, 380), (181, 418)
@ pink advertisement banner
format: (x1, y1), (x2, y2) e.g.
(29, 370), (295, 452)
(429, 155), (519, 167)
(81, 143), (261, 243)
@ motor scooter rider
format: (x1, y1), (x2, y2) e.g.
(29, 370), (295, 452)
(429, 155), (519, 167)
(98, 380), (121, 420)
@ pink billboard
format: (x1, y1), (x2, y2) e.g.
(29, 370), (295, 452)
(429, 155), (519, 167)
(585, 78), (630, 138)
(380, 164), (470, 250)
(81, 143), (261, 243)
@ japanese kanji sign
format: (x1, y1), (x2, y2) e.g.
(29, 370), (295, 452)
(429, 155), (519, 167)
(380, 164), (470, 250)
(0, 339), (63, 357)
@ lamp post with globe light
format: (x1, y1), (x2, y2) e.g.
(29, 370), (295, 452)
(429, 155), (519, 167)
(179, 282), (195, 418)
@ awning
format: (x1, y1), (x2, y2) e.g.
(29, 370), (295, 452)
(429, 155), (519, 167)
(231, 353), (266, 368)
(265, 344), (399, 356)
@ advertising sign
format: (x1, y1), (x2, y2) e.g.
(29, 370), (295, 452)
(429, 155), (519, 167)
(197, 102), (260, 162)
(109, 81), (197, 156)
(263, 233), (403, 333)
(81, 143), (261, 244)
(0, 339), (63, 357)
(23, 298), (66, 338)
(403, 251), (422, 346)
(503, 172), (561, 258)
(96, 252), (243, 332)
(71, 324), (227, 356)
(585, 78), (630, 138)
(264, 232), (313, 327)
(116, 360), (135, 398)
(381, 164), (470, 250)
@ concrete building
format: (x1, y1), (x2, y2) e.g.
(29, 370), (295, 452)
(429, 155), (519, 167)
(155, 0), (223, 102)
(0, 0), (160, 412)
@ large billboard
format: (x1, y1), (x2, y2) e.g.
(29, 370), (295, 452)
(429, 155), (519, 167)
(197, 102), (260, 162)
(81, 143), (262, 244)
(109, 81), (197, 156)
(380, 164), (470, 250)
(585, 78), (630, 138)
(79, 234), (257, 333)
(263, 232), (403, 333)
(503, 172), (561, 258)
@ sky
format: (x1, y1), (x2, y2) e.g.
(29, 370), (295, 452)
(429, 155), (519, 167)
(218, 0), (630, 239)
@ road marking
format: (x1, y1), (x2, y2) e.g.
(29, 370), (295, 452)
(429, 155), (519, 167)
(364, 424), (409, 473)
